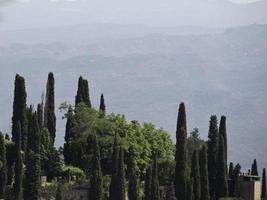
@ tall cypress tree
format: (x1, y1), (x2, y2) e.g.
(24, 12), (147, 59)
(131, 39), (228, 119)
(89, 135), (103, 200)
(215, 135), (228, 198)
(219, 116), (227, 162)
(251, 159), (258, 176)
(175, 103), (187, 200)
(99, 93), (106, 114)
(165, 184), (177, 200)
(109, 133), (119, 200)
(262, 168), (266, 200)
(117, 147), (126, 200)
(151, 153), (160, 200)
(144, 165), (152, 200)
(128, 147), (139, 200)
(44, 72), (56, 144)
(63, 106), (74, 165)
(228, 162), (234, 196)
(186, 179), (194, 200)
(0, 133), (7, 199)
(200, 145), (210, 200)
(24, 112), (41, 200)
(233, 164), (241, 197)
(207, 115), (219, 200)
(191, 150), (201, 200)
(13, 122), (23, 200)
(75, 76), (91, 107)
(37, 103), (43, 129)
(12, 74), (27, 152)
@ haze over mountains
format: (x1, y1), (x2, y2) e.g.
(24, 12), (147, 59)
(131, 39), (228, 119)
(0, 23), (267, 170)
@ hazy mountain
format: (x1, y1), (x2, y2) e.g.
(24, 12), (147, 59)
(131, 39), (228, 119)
(0, 23), (266, 170)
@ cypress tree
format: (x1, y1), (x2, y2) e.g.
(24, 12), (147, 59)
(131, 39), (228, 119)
(0, 133), (7, 199)
(215, 135), (228, 198)
(191, 150), (201, 200)
(233, 164), (241, 197)
(207, 115), (219, 200)
(37, 103), (43, 129)
(165, 184), (177, 200)
(144, 165), (152, 200)
(200, 145), (210, 200)
(99, 93), (106, 114)
(13, 122), (23, 200)
(228, 162), (234, 196)
(12, 74), (27, 152)
(151, 153), (160, 200)
(109, 133), (119, 200)
(63, 106), (74, 165)
(56, 183), (63, 200)
(75, 76), (91, 107)
(251, 159), (258, 176)
(89, 135), (103, 200)
(117, 147), (126, 200)
(128, 147), (139, 200)
(186, 179), (194, 200)
(175, 103), (187, 200)
(24, 112), (41, 200)
(262, 168), (266, 200)
(219, 116), (227, 162)
(44, 72), (56, 144)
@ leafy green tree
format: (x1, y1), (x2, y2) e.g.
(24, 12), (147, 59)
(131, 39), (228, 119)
(99, 93), (106, 114)
(175, 103), (188, 200)
(128, 146), (139, 200)
(75, 76), (91, 107)
(261, 168), (266, 200)
(12, 74), (27, 152)
(144, 165), (152, 200)
(0, 133), (7, 199)
(44, 72), (56, 143)
(251, 159), (258, 176)
(13, 122), (23, 200)
(200, 145), (210, 200)
(117, 147), (126, 200)
(151, 153), (160, 200)
(191, 150), (201, 200)
(216, 135), (228, 198)
(219, 116), (227, 162)
(207, 115), (219, 200)
(89, 135), (103, 200)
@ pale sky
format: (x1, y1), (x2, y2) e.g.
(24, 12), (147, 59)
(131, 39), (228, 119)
(0, 0), (267, 30)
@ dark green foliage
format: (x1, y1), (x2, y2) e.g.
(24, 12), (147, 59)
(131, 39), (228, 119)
(151, 153), (160, 200)
(12, 74), (27, 152)
(63, 106), (75, 165)
(24, 112), (41, 200)
(117, 147), (126, 200)
(262, 168), (266, 200)
(56, 183), (63, 200)
(191, 150), (201, 200)
(44, 72), (56, 143)
(219, 116), (227, 162)
(75, 76), (91, 107)
(23, 150), (41, 200)
(175, 102), (188, 200)
(128, 147), (139, 200)
(99, 93), (106, 114)
(251, 159), (258, 176)
(89, 135), (103, 200)
(228, 162), (234, 196)
(216, 135), (228, 198)
(175, 126), (187, 200)
(0, 133), (7, 199)
(207, 115), (219, 200)
(186, 179), (194, 200)
(109, 134), (119, 200)
(144, 165), (152, 200)
(165, 183), (177, 200)
(37, 103), (43, 129)
(232, 164), (241, 197)
(6, 141), (15, 186)
(13, 122), (23, 200)
(200, 145), (210, 200)
(228, 163), (234, 179)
